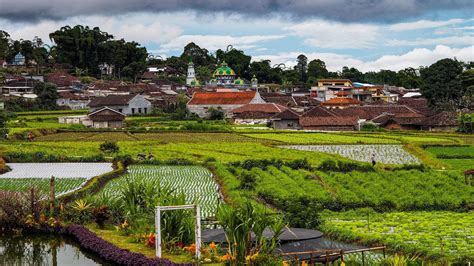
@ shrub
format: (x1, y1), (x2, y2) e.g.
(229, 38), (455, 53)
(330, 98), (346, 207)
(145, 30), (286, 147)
(239, 171), (257, 190)
(92, 205), (111, 229)
(63, 225), (183, 265)
(317, 159), (374, 173)
(0, 191), (27, 230)
(100, 141), (119, 154)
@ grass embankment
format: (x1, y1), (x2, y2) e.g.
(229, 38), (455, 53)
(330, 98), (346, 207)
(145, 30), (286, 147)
(86, 224), (197, 264)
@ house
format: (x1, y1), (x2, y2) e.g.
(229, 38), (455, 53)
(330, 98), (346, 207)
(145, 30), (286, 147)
(45, 72), (81, 89)
(88, 107), (126, 129)
(418, 112), (458, 131)
(187, 91), (265, 118)
(231, 103), (287, 124)
(300, 116), (358, 131)
(321, 98), (362, 109)
(58, 115), (92, 127)
(311, 79), (353, 102)
(88, 94), (152, 115)
(271, 109), (301, 130)
(57, 91), (90, 110)
(1, 77), (41, 95)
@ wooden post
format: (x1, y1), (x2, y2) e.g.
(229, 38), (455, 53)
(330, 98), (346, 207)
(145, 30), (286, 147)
(362, 251), (365, 266)
(382, 246), (386, 258)
(49, 176), (55, 217)
(155, 206), (161, 257)
(195, 205), (201, 259)
(325, 251), (329, 265)
(310, 252), (314, 265)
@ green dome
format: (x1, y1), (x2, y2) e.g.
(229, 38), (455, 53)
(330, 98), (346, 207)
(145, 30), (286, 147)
(214, 61), (236, 76)
(190, 79), (200, 86)
(234, 77), (244, 85)
(251, 75), (258, 82)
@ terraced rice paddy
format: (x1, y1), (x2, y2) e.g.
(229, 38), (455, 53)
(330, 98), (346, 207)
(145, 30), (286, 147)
(96, 165), (220, 218)
(0, 163), (113, 195)
(282, 145), (420, 164)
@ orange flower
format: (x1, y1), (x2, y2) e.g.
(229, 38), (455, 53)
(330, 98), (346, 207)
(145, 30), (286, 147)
(184, 243), (196, 254)
(220, 254), (230, 262)
(209, 242), (217, 250)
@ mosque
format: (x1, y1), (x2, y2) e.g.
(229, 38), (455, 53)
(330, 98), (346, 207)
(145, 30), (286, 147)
(186, 60), (258, 89)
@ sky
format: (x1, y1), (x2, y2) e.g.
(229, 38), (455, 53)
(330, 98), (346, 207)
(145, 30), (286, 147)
(0, 0), (473, 72)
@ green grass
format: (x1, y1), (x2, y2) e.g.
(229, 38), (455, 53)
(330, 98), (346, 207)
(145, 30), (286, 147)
(321, 209), (474, 262)
(424, 146), (474, 171)
(0, 178), (86, 194)
(244, 132), (400, 144)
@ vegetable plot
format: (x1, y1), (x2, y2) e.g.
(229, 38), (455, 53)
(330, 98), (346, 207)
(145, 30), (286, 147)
(98, 165), (220, 218)
(282, 145), (420, 165)
(322, 210), (474, 262)
(0, 178), (86, 194)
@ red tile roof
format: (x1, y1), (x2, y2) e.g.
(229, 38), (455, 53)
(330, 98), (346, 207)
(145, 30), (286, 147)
(232, 103), (287, 114)
(188, 91), (256, 105)
(302, 106), (337, 117)
(300, 116), (358, 127)
(271, 109), (300, 120)
(333, 105), (423, 120)
(45, 72), (80, 87)
(88, 94), (137, 107)
(321, 98), (361, 106)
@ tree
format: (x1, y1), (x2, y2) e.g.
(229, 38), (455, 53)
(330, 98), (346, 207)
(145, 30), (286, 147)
(0, 31), (10, 60)
(122, 61), (147, 83)
(397, 67), (421, 89)
(307, 59), (329, 80)
(207, 107), (224, 120)
(341, 66), (364, 82)
(49, 25), (113, 75)
(216, 48), (251, 79)
(296, 54), (308, 82)
(180, 42), (215, 68)
(458, 68), (474, 110)
(0, 111), (9, 139)
(420, 58), (464, 110)
(33, 82), (58, 110)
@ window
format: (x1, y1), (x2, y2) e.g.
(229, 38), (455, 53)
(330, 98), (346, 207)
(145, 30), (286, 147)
(144, 108), (148, 114)
(138, 108), (142, 113)
(118, 109), (123, 113)
(132, 108), (135, 114)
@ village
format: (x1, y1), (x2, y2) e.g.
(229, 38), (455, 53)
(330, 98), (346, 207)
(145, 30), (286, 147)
(0, 56), (464, 132)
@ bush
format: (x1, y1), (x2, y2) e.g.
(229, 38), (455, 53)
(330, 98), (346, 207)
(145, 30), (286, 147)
(231, 159), (311, 171)
(239, 171), (257, 190)
(317, 159), (374, 173)
(63, 225), (182, 265)
(0, 191), (26, 230)
(92, 205), (111, 229)
(100, 141), (119, 154)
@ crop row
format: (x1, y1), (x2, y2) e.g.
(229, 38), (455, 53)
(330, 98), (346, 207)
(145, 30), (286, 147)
(321, 210), (474, 262)
(282, 145), (420, 165)
(0, 178), (86, 194)
(95, 165), (220, 218)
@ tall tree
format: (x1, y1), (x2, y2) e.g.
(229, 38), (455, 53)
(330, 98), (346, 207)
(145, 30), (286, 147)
(420, 58), (464, 110)
(49, 25), (113, 74)
(296, 54), (308, 83)
(458, 68), (474, 110)
(307, 59), (328, 79)
(341, 66), (364, 82)
(0, 30), (10, 60)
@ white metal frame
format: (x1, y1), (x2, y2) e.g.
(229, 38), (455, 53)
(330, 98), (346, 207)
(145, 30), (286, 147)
(155, 204), (201, 259)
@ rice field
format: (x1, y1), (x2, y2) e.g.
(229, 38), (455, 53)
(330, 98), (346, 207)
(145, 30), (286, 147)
(281, 145), (420, 165)
(96, 165), (220, 218)
(0, 178), (86, 195)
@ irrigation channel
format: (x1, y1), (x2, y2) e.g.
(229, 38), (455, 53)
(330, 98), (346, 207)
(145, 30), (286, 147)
(0, 234), (109, 265)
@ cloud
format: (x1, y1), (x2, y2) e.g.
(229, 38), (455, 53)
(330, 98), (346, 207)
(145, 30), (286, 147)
(285, 20), (380, 49)
(387, 35), (474, 46)
(158, 34), (285, 53)
(389, 19), (466, 31)
(253, 45), (474, 72)
(0, 0), (472, 23)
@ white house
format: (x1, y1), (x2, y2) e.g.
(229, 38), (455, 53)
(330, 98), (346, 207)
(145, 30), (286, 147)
(88, 94), (152, 115)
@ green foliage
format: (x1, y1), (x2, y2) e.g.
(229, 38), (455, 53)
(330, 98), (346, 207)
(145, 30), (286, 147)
(99, 141), (119, 153)
(322, 210), (474, 263)
(33, 82), (59, 110)
(216, 202), (284, 264)
(420, 58), (464, 110)
(361, 122), (383, 132)
(318, 159), (375, 172)
(0, 111), (9, 139)
(206, 107), (224, 120)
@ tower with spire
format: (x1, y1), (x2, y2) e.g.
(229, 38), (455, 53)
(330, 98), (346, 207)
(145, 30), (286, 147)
(186, 58), (196, 86)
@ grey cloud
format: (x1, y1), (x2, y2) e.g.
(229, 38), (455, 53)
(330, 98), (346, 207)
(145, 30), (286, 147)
(0, 0), (472, 22)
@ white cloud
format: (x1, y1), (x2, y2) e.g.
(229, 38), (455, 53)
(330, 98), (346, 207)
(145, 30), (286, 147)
(387, 35), (474, 46)
(285, 19), (380, 49)
(253, 45), (474, 72)
(389, 18), (466, 31)
(158, 34), (285, 53)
